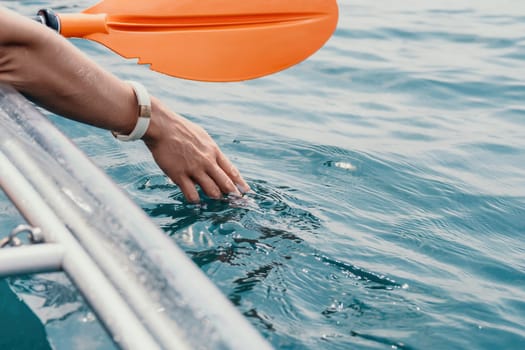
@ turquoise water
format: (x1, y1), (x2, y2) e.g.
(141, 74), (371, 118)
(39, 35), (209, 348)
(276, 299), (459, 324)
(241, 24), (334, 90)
(2, 0), (525, 349)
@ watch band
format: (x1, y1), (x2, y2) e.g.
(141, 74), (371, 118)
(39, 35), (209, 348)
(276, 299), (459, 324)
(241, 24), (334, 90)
(112, 81), (151, 141)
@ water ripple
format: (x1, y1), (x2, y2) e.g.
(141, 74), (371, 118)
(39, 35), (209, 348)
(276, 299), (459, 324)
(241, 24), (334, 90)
(3, 0), (525, 349)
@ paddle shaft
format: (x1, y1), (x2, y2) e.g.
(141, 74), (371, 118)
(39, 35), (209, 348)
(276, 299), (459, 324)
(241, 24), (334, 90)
(36, 9), (107, 37)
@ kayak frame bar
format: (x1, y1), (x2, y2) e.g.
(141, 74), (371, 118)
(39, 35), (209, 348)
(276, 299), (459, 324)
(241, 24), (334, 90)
(0, 151), (164, 350)
(0, 244), (64, 277)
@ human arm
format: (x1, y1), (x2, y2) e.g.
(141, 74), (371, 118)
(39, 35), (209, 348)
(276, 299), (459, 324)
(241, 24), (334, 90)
(0, 6), (249, 202)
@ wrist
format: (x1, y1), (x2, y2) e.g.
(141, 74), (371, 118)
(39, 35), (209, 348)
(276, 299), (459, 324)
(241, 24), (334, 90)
(141, 96), (170, 145)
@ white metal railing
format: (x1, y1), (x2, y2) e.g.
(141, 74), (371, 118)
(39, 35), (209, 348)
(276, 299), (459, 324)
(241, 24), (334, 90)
(0, 83), (273, 350)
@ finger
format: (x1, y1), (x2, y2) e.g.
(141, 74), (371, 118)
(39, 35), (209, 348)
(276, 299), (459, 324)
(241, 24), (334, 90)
(216, 153), (250, 193)
(207, 164), (240, 196)
(193, 172), (222, 199)
(177, 176), (200, 203)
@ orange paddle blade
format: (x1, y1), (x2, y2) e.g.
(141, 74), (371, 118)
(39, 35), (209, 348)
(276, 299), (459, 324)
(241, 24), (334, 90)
(56, 0), (338, 82)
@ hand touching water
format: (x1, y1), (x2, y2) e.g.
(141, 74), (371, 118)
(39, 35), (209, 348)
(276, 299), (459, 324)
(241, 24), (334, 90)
(144, 97), (250, 202)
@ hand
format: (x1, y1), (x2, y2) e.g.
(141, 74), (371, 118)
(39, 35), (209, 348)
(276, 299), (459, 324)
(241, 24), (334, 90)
(143, 97), (250, 203)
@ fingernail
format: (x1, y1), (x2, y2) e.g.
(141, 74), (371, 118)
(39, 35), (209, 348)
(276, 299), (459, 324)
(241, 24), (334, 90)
(236, 183), (250, 194)
(229, 185), (241, 196)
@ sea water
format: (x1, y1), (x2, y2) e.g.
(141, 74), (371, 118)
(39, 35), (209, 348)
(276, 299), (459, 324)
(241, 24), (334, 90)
(1, 0), (524, 349)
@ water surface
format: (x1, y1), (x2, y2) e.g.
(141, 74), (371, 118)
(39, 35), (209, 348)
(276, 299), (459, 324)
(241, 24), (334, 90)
(1, 0), (525, 349)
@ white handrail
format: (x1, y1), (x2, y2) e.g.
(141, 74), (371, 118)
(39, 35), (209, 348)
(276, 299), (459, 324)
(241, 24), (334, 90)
(0, 244), (64, 276)
(0, 151), (164, 350)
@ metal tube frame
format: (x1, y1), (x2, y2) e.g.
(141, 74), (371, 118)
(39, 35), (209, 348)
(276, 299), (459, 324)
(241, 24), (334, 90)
(0, 244), (64, 277)
(0, 152), (164, 350)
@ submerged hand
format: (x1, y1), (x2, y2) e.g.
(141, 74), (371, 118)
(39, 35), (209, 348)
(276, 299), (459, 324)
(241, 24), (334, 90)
(143, 97), (250, 203)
